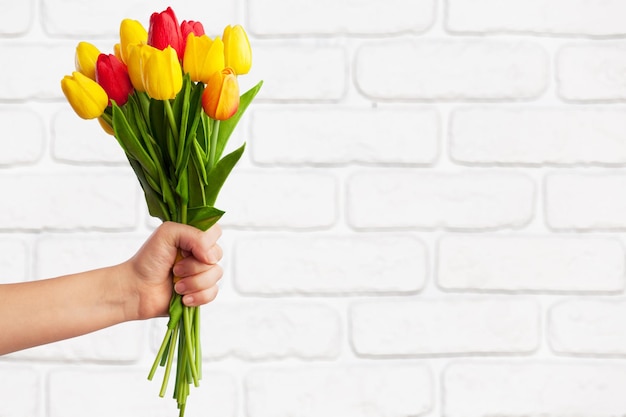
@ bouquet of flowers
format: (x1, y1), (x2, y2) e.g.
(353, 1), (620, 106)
(60, 7), (261, 416)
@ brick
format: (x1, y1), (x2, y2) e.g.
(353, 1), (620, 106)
(6, 321), (147, 362)
(0, 0), (32, 35)
(0, 239), (28, 284)
(218, 170), (337, 229)
(0, 172), (139, 231)
(351, 298), (539, 356)
(447, 0), (626, 36)
(546, 173), (626, 230)
(234, 234), (426, 295)
(246, 365), (432, 417)
(53, 109), (128, 164)
(0, 365), (40, 417)
(557, 43), (626, 101)
(34, 234), (145, 279)
(347, 171), (535, 230)
(445, 361), (626, 417)
(253, 44), (347, 101)
(250, 107), (439, 165)
(0, 107), (44, 166)
(549, 299), (626, 355)
(247, 0), (435, 35)
(450, 107), (626, 165)
(356, 40), (547, 100)
(438, 235), (624, 292)
(0, 44), (71, 100)
(49, 367), (236, 417)
(199, 302), (340, 359)
(41, 2), (236, 37)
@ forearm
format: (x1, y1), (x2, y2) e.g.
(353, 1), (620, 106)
(0, 264), (134, 355)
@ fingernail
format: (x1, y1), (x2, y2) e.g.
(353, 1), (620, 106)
(175, 281), (186, 294)
(183, 295), (194, 306)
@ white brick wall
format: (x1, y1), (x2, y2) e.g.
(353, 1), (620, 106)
(2, 1), (626, 417)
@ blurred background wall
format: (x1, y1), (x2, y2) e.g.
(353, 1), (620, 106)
(2, 0), (626, 416)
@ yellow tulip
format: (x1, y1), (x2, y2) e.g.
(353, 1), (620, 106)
(61, 71), (108, 120)
(142, 46), (183, 100)
(126, 43), (156, 93)
(98, 117), (114, 135)
(74, 42), (100, 81)
(183, 34), (224, 84)
(222, 25), (251, 75)
(202, 67), (239, 120)
(119, 18), (148, 64)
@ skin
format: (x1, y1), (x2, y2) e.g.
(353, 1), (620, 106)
(0, 222), (223, 355)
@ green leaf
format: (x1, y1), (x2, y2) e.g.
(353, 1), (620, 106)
(112, 104), (159, 182)
(205, 142), (246, 206)
(215, 80), (262, 161)
(127, 156), (169, 221)
(186, 206), (225, 231)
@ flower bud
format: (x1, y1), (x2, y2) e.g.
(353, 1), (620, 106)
(143, 46), (183, 100)
(61, 71), (109, 120)
(202, 67), (239, 120)
(148, 7), (184, 61)
(183, 34), (224, 84)
(96, 54), (134, 106)
(222, 25), (251, 75)
(119, 18), (148, 64)
(75, 42), (100, 81)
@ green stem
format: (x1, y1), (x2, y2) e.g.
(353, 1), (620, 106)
(183, 306), (199, 387)
(208, 119), (220, 171)
(148, 327), (172, 381)
(164, 99), (179, 141)
(160, 321), (179, 397)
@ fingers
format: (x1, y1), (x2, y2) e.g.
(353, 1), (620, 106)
(174, 263), (223, 307)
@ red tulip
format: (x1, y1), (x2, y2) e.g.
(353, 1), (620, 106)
(148, 7), (184, 60)
(95, 54), (134, 105)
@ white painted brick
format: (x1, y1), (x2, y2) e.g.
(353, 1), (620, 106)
(0, 365), (40, 417)
(549, 299), (626, 356)
(0, 107), (44, 166)
(250, 107), (439, 165)
(0, 172), (139, 231)
(445, 361), (626, 417)
(49, 367), (236, 417)
(438, 235), (624, 293)
(254, 44), (347, 101)
(53, 109), (128, 164)
(234, 234), (426, 295)
(42, 1), (236, 37)
(246, 365), (432, 417)
(34, 234), (145, 279)
(247, 0), (435, 35)
(0, 0), (32, 35)
(199, 301), (340, 359)
(447, 0), (626, 36)
(546, 173), (626, 230)
(352, 297), (539, 356)
(6, 321), (147, 362)
(347, 171), (535, 230)
(0, 239), (28, 284)
(451, 107), (626, 165)
(356, 40), (548, 100)
(0, 44), (72, 100)
(219, 170), (337, 229)
(557, 43), (626, 101)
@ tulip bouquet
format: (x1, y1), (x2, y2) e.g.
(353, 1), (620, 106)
(61, 7), (261, 416)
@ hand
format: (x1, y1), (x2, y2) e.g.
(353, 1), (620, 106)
(122, 222), (223, 321)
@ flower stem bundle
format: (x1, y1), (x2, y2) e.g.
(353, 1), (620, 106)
(61, 6), (261, 416)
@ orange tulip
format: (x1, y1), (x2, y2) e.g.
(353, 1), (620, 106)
(202, 67), (239, 120)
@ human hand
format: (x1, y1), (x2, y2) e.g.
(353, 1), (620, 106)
(121, 222), (223, 321)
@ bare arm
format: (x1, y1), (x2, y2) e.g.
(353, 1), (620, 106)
(0, 222), (223, 355)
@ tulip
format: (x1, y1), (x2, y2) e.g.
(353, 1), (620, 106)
(75, 42), (100, 81)
(202, 67), (239, 120)
(143, 46), (183, 100)
(98, 117), (114, 135)
(96, 54), (134, 106)
(222, 25), (251, 75)
(183, 34), (224, 84)
(148, 7), (184, 61)
(181, 20), (205, 52)
(126, 43), (155, 93)
(119, 18), (148, 64)
(61, 71), (109, 120)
